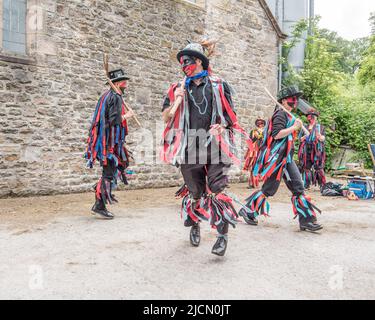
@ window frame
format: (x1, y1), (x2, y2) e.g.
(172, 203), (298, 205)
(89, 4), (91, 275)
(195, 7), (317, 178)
(0, 0), (36, 64)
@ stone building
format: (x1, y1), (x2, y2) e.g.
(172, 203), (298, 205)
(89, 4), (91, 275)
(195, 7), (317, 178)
(0, 0), (284, 197)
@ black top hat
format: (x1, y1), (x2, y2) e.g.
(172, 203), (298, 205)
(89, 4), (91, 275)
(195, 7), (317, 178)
(307, 108), (320, 117)
(277, 85), (303, 102)
(108, 69), (130, 83)
(255, 118), (266, 126)
(176, 42), (210, 70)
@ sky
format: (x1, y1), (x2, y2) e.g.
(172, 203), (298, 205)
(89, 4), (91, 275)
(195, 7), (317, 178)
(315, 0), (375, 40)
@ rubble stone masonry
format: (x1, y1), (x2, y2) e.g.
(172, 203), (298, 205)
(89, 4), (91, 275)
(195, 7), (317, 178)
(0, 0), (279, 197)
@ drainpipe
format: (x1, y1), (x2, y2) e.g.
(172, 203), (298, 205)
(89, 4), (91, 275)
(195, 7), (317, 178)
(278, 41), (282, 90)
(278, 0), (283, 89)
(309, 0), (315, 35)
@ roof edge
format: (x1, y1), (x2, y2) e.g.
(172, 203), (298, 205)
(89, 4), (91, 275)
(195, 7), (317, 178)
(258, 0), (288, 40)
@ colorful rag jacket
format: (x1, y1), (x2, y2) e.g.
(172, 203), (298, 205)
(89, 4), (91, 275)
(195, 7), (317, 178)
(243, 128), (264, 187)
(298, 122), (326, 186)
(85, 90), (131, 170)
(161, 76), (252, 166)
(243, 128), (264, 172)
(252, 107), (297, 182)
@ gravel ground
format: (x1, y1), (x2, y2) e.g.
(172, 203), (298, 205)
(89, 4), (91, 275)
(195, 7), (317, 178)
(0, 183), (374, 300)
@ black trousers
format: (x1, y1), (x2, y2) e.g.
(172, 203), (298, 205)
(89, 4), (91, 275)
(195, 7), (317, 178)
(262, 160), (304, 197)
(180, 162), (231, 235)
(96, 159), (117, 203)
(180, 162), (230, 199)
(102, 159), (117, 182)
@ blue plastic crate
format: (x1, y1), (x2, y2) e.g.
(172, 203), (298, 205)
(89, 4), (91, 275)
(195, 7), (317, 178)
(348, 178), (374, 200)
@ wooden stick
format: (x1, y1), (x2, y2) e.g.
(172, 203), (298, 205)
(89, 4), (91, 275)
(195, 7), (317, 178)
(264, 87), (309, 135)
(103, 53), (141, 127)
(169, 77), (187, 118)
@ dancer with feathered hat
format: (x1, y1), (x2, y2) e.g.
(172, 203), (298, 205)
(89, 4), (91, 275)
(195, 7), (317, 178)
(161, 40), (251, 256)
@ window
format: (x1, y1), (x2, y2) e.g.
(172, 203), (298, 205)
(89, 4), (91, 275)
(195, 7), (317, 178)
(2, 0), (27, 54)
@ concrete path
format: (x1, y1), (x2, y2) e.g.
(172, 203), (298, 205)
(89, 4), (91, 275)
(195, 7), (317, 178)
(0, 184), (374, 299)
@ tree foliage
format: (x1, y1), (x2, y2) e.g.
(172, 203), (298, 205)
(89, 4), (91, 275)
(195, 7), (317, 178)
(319, 29), (369, 74)
(282, 17), (375, 169)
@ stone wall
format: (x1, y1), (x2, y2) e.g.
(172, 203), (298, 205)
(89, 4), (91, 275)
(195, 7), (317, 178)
(0, 0), (280, 197)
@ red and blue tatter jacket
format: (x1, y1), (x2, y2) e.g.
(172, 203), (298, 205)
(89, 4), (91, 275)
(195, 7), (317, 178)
(85, 90), (130, 169)
(253, 107), (297, 182)
(298, 123), (326, 169)
(161, 76), (252, 166)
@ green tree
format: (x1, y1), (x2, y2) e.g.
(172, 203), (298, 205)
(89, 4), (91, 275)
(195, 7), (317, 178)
(319, 29), (369, 74)
(358, 36), (375, 86)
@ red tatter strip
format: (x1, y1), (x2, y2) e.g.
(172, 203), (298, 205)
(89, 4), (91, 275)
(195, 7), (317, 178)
(215, 135), (241, 166)
(96, 179), (102, 199)
(216, 193), (233, 204)
(218, 85), (237, 124)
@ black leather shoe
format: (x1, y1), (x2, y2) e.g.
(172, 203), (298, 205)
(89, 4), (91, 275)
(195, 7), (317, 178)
(300, 222), (323, 232)
(211, 237), (227, 256)
(190, 223), (200, 247)
(239, 208), (258, 226)
(245, 215), (258, 226)
(91, 200), (114, 219)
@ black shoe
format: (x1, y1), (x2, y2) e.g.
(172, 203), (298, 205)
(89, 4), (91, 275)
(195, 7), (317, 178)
(300, 222), (323, 232)
(245, 215), (258, 226)
(211, 236), (227, 256)
(190, 223), (200, 247)
(239, 208), (258, 226)
(91, 200), (114, 219)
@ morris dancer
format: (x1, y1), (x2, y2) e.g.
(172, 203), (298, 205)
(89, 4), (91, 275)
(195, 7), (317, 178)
(161, 41), (251, 256)
(243, 118), (265, 188)
(85, 69), (134, 219)
(239, 86), (323, 232)
(298, 109), (326, 189)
